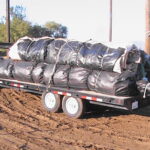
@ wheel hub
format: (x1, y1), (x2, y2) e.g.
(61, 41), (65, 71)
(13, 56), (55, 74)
(66, 97), (79, 115)
(45, 93), (56, 109)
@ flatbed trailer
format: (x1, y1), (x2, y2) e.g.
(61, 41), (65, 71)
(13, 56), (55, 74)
(0, 77), (149, 118)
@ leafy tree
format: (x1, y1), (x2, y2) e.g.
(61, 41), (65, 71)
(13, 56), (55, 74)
(45, 21), (67, 38)
(0, 5), (30, 42)
(0, 5), (68, 42)
(0, 23), (7, 41)
(28, 25), (49, 38)
(10, 6), (31, 42)
(11, 18), (31, 42)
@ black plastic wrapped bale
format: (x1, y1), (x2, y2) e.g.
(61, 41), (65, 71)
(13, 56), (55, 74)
(17, 38), (33, 60)
(26, 38), (54, 62)
(43, 64), (55, 85)
(12, 61), (35, 82)
(58, 40), (83, 65)
(88, 70), (138, 96)
(120, 49), (141, 70)
(102, 47), (125, 71)
(53, 65), (70, 87)
(77, 43), (107, 69)
(88, 71), (119, 95)
(0, 58), (13, 79)
(115, 80), (138, 96)
(32, 63), (47, 83)
(45, 39), (66, 64)
(77, 43), (124, 71)
(136, 80), (150, 97)
(68, 67), (91, 90)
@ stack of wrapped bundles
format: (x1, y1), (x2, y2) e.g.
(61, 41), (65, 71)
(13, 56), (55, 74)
(3, 36), (150, 97)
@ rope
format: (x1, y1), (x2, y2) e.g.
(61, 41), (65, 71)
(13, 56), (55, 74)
(100, 47), (109, 69)
(46, 39), (67, 91)
(143, 82), (150, 98)
(95, 71), (102, 89)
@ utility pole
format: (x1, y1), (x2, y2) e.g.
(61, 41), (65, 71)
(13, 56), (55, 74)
(109, 0), (112, 42)
(145, 0), (150, 54)
(6, 0), (10, 42)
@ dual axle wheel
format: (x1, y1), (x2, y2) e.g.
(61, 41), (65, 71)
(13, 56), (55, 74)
(42, 92), (86, 118)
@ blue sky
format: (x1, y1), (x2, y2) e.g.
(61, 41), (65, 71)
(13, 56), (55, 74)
(0, 0), (145, 42)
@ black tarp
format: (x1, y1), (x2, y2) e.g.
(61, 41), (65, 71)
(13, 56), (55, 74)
(32, 63), (47, 83)
(45, 39), (66, 64)
(120, 49), (142, 70)
(77, 43), (124, 71)
(88, 70), (138, 96)
(18, 38), (53, 62)
(12, 61), (35, 82)
(58, 40), (83, 65)
(0, 58), (13, 79)
(17, 38), (33, 60)
(53, 65), (70, 87)
(136, 80), (150, 97)
(102, 47), (125, 71)
(43, 64), (55, 85)
(68, 67), (91, 90)
(26, 38), (54, 62)
(77, 43), (107, 69)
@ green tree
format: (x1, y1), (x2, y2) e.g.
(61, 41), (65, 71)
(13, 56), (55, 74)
(0, 5), (68, 42)
(0, 5), (30, 42)
(10, 6), (31, 42)
(28, 25), (49, 38)
(11, 17), (31, 42)
(45, 21), (67, 38)
(0, 23), (7, 41)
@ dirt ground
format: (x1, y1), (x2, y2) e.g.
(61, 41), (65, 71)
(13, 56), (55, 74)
(0, 88), (150, 150)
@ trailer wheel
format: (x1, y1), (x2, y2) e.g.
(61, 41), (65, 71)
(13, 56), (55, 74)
(62, 96), (86, 118)
(42, 92), (61, 113)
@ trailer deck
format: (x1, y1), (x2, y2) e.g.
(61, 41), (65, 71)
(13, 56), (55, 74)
(0, 77), (148, 113)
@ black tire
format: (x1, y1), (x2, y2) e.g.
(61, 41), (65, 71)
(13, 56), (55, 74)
(42, 92), (62, 113)
(62, 96), (86, 119)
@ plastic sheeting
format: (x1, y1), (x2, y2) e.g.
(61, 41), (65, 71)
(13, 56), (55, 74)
(88, 71), (119, 95)
(53, 65), (70, 87)
(68, 67), (91, 90)
(43, 64), (55, 85)
(102, 47), (125, 71)
(0, 58), (13, 79)
(88, 70), (138, 96)
(77, 43), (107, 69)
(45, 39), (66, 64)
(136, 80), (150, 97)
(58, 40), (83, 65)
(32, 63), (47, 83)
(17, 38), (33, 60)
(9, 37), (127, 72)
(9, 37), (54, 62)
(120, 49), (142, 69)
(77, 43), (124, 71)
(24, 38), (53, 62)
(8, 37), (32, 60)
(12, 61), (35, 82)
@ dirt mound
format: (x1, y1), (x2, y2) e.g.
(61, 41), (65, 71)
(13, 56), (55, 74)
(0, 88), (150, 150)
